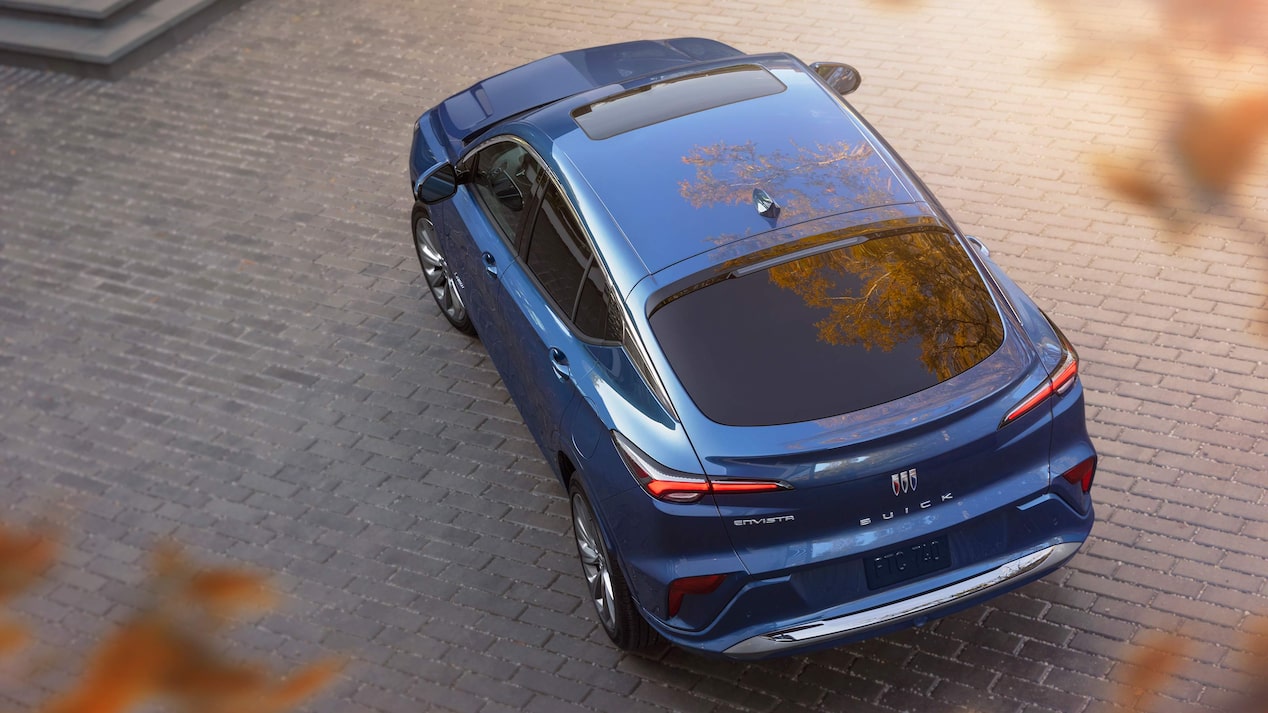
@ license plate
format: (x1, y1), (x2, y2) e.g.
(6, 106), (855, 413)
(865, 535), (950, 590)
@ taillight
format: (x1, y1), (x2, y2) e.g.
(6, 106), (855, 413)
(612, 432), (790, 503)
(668, 574), (727, 617)
(1000, 334), (1079, 429)
(1060, 456), (1096, 493)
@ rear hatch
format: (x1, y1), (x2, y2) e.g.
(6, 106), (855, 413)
(646, 227), (1051, 586)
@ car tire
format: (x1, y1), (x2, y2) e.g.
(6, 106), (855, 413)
(412, 205), (476, 335)
(569, 480), (658, 650)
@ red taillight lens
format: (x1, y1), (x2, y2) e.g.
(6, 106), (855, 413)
(612, 432), (790, 503)
(1001, 338), (1080, 429)
(643, 477), (712, 503)
(1060, 456), (1096, 493)
(709, 480), (786, 494)
(668, 574), (727, 617)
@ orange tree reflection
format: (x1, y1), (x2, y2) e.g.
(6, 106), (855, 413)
(678, 139), (901, 223)
(766, 230), (1003, 381)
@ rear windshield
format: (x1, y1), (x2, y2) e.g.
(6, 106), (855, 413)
(649, 230), (1005, 426)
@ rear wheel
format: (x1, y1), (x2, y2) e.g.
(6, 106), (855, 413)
(413, 206), (475, 335)
(569, 481), (657, 650)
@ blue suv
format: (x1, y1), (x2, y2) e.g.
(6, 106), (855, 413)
(407, 38), (1096, 659)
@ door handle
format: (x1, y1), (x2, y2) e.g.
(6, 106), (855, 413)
(549, 347), (571, 382)
(482, 252), (498, 278)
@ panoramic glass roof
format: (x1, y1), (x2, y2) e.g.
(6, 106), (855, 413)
(554, 61), (918, 275)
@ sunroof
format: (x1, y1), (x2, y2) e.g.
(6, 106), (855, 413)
(572, 64), (786, 140)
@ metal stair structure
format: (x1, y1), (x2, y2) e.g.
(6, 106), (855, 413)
(0, 0), (249, 78)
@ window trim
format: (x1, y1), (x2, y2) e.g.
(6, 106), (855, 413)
(466, 135), (623, 346)
(521, 180), (624, 346)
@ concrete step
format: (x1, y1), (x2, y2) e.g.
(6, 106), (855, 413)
(0, 0), (248, 78)
(0, 0), (140, 22)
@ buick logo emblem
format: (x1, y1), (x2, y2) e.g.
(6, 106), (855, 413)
(891, 468), (917, 496)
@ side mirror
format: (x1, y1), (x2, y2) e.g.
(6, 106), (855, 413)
(415, 162), (458, 203)
(810, 62), (861, 96)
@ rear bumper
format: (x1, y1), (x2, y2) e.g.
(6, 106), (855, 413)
(722, 540), (1081, 659)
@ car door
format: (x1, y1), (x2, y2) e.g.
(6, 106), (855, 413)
(450, 138), (617, 467)
(494, 170), (613, 463)
(436, 140), (539, 361)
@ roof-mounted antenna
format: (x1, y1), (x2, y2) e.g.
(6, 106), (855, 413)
(752, 188), (781, 220)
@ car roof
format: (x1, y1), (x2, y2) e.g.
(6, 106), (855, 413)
(435, 38), (744, 153)
(524, 53), (924, 282)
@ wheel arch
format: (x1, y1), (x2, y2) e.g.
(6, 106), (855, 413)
(557, 450), (577, 491)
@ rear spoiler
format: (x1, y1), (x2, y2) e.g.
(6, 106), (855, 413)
(435, 38), (743, 149)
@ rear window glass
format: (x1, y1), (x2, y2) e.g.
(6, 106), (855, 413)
(649, 230), (1005, 426)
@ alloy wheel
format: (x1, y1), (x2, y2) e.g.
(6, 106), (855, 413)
(413, 216), (467, 326)
(572, 492), (618, 632)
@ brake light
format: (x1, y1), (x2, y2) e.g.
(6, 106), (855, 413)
(1000, 338), (1079, 429)
(1060, 456), (1096, 493)
(668, 574), (727, 617)
(612, 432), (790, 503)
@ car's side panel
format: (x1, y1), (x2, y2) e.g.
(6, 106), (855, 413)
(1047, 385), (1096, 515)
(557, 346), (744, 629)
(489, 261), (581, 466)
(438, 193), (510, 354)
(442, 184), (583, 470)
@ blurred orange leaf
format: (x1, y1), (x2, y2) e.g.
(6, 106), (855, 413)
(1161, 0), (1268, 53)
(252, 659), (344, 713)
(184, 569), (275, 618)
(41, 616), (173, 713)
(0, 525), (57, 602)
(151, 543), (275, 620)
(1120, 633), (1188, 711)
(1175, 92), (1268, 194)
(40, 587), (334, 713)
(0, 620), (29, 656)
(1095, 156), (1169, 208)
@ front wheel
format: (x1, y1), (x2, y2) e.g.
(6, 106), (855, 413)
(569, 481), (658, 650)
(412, 206), (475, 335)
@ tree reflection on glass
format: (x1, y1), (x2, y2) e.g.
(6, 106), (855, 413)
(766, 230), (1004, 382)
(678, 139), (904, 223)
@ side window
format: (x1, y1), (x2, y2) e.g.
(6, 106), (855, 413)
(470, 142), (538, 242)
(526, 184), (590, 311)
(575, 264), (622, 342)
(525, 183), (621, 342)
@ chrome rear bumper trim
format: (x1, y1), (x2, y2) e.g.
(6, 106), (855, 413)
(724, 541), (1082, 658)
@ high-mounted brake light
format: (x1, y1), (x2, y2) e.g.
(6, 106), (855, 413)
(1000, 334), (1080, 429)
(612, 432), (790, 503)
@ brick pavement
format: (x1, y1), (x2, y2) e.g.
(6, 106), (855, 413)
(1, 0), (1265, 711)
